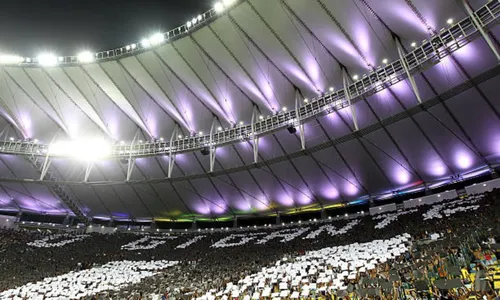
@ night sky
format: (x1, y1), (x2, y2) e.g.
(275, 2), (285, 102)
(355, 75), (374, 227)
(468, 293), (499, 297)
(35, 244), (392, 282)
(0, 0), (212, 56)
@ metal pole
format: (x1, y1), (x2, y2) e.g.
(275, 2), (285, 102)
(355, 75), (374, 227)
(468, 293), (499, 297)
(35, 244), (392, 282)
(342, 69), (359, 131)
(251, 107), (259, 163)
(295, 90), (306, 150)
(395, 39), (423, 104)
(168, 125), (178, 178)
(462, 0), (500, 61)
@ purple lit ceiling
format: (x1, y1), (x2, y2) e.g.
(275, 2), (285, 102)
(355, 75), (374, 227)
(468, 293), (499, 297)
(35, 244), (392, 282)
(0, 0), (497, 220)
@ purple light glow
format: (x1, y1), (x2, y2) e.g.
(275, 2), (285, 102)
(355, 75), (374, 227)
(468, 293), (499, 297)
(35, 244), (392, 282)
(427, 160), (448, 177)
(353, 24), (374, 66)
(391, 3), (430, 34)
(455, 151), (473, 170)
(304, 56), (324, 92)
(321, 186), (340, 200)
(276, 193), (295, 207)
(283, 62), (316, 92)
(295, 192), (313, 206)
(344, 183), (359, 196)
(193, 202), (211, 215)
(393, 167), (411, 185)
(211, 202), (227, 215)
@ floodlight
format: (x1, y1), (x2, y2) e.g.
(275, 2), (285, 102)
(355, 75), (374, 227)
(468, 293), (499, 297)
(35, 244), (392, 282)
(304, 98), (308, 103)
(199, 131), (203, 135)
(192, 17), (197, 24)
(48, 138), (112, 161)
(352, 75), (359, 80)
(217, 126), (222, 131)
(149, 33), (165, 45)
(239, 121), (244, 125)
(178, 134), (182, 139)
(159, 137), (164, 141)
(214, 2), (225, 13)
(187, 21), (192, 28)
(26, 58), (31, 63)
(131, 43), (137, 50)
(8, 137), (14, 141)
(223, 0), (236, 6)
(447, 18), (453, 25)
(125, 45), (131, 51)
(37, 53), (58, 67)
(77, 51), (95, 63)
(141, 38), (151, 48)
(282, 106), (287, 111)
(197, 15), (203, 21)
(58, 56), (64, 62)
(329, 87), (334, 92)
(411, 42), (417, 48)
(259, 115), (264, 120)
(0, 55), (24, 65)
(382, 58), (388, 64)
(33, 139), (38, 143)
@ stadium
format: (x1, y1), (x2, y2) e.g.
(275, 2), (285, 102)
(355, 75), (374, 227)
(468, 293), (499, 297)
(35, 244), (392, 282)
(0, 0), (499, 298)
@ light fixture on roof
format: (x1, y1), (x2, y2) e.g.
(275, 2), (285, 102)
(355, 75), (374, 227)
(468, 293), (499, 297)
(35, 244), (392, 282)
(37, 53), (58, 67)
(447, 18), (454, 25)
(149, 33), (165, 46)
(192, 17), (198, 25)
(197, 15), (203, 21)
(34, 139), (38, 143)
(352, 75), (359, 80)
(304, 98), (309, 103)
(187, 21), (192, 28)
(58, 56), (64, 62)
(159, 137), (164, 141)
(198, 131), (203, 135)
(217, 126), (222, 131)
(178, 134), (182, 139)
(282, 106), (287, 112)
(125, 45), (131, 51)
(382, 58), (388, 64)
(9, 137), (14, 141)
(214, 2), (225, 13)
(141, 38), (152, 48)
(329, 87), (334, 92)
(223, 0), (236, 6)
(239, 121), (244, 125)
(0, 54), (24, 65)
(138, 140), (143, 143)
(131, 43), (137, 50)
(259, 115), (264, 120)
(77, 51), (95, 63)
(411, 42), (417, 48)
(48, 138), (112, 161)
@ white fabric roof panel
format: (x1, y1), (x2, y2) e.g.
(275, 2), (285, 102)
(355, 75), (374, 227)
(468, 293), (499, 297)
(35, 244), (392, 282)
(0, 0), (496, 220)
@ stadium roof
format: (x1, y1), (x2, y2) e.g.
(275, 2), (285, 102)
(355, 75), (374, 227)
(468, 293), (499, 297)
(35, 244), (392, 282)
(0, 0), (497, 223)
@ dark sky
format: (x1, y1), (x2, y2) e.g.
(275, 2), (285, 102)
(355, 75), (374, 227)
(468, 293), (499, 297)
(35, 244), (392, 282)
(0, 0), (212, 56)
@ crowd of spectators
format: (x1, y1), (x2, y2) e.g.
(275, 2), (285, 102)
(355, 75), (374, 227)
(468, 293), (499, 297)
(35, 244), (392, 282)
(0, 189), (498, 299)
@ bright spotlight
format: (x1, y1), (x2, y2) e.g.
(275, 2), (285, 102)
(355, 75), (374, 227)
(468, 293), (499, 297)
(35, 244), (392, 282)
(382, 58), (388, 64)
(197, 15), (203, 22)
(141, 38), (151, 48)
(259, 115), (264, 120)
(352, 75), (359, 80)
(77, 51), (95, 63)
(187, 21), (192, 28)
(0, 55), (24, 65)
(178, 134), (183, 139)
(131, 43), (137, 50)
(214, 2), (225, 13)
(411, 42), (417, 48)
(282, 107), (287, 112)
(149, 33), (165, 46)
(223, 0), (236, 6)
(304, 98), (309, 103)
(447, 18), (454, 25)
(239, 121), (244, 125)
(217, 126), (222, 131)
(198, 131), (203, 135)
(37, 53), (58, 67)
(49, 138), (112, 161)
(125, 45), (131, 51)
(192, 18), (197, 24)
(329, 87), (334, 92)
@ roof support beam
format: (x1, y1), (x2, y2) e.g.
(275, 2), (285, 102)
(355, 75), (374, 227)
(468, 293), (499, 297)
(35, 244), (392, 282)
(40, 132), (59, 181)
(462, 0), (500, 61)
(168, 125), (178, 178)
(209, 117), (217, 173)
(126, 130), (140, 182)
(295, 89), (305, 150)
(342, 68), (359, 131)
(395, 39), (422, 104)
(84, 162), (93, 182)
(251, 107), (259, 164)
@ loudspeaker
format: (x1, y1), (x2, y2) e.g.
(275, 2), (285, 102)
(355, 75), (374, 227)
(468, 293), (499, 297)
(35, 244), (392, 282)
(287, 126), (297, 134)
(200, 147), (210, 156)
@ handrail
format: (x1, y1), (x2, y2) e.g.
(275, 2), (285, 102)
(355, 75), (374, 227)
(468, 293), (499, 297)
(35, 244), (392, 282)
(0, 0), (498, 159)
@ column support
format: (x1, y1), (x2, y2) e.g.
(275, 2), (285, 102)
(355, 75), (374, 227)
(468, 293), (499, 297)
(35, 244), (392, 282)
(395, 39), (423, 104)
(342, 69), (359, 131)
(462, 0), (500, 61)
